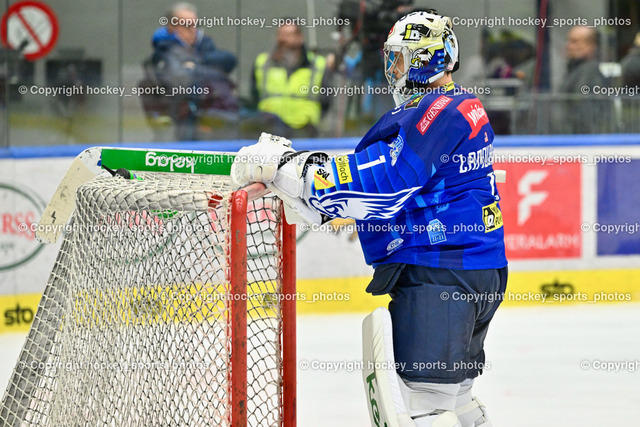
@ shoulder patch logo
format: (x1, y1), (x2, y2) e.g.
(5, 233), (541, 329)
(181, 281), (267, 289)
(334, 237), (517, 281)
(404, 94), (425, 110)
(427, 219), (447, 244)
(416, 96), (452, 135)
(457, 99), (489, 139)
(389, 134), (404, 166)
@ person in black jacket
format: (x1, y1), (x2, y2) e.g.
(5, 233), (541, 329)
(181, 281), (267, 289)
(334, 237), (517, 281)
(148, 2), (238, 140)
(560, 26), (608, 133)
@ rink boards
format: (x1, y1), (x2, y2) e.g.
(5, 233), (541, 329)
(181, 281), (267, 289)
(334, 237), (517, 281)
(1, 135), (640, 330)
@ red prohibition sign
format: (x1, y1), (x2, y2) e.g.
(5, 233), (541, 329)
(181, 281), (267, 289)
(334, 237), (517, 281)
(1, 1), (59, 61)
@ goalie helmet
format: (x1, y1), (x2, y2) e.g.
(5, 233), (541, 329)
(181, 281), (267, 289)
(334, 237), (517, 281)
(384, 10), (459, 106)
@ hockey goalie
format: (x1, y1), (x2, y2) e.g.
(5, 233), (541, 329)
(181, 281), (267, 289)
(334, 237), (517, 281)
(232, 10), (507, 427)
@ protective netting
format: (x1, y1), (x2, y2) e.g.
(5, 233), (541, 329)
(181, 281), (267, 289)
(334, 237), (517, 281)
(0, 173), (285, 426)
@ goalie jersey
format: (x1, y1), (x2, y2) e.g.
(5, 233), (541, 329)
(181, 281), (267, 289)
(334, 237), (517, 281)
(304, 82), (507, 270)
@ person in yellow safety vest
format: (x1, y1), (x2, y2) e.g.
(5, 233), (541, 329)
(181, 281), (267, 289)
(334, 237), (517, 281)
(251, 22), (331, 137)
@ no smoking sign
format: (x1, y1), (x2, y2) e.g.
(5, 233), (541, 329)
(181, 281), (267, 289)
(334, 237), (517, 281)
(1, 1), (59, 61)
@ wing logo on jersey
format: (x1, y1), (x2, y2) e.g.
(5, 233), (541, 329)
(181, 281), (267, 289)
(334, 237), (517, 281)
(308, 187), (421, 220)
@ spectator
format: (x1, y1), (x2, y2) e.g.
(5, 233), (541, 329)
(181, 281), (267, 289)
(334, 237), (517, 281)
(563, 26), (605, 93)
(152, 3), (236, 75)
(560, 26), (608, 133)
(251, 22), (331, 138)
(621, 32), (640, 86)
(144, 2), (238, 140)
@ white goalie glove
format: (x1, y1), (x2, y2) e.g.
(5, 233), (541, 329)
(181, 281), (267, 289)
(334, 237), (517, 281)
(231, 133), (329, 225)
(230, 133), (293, 188)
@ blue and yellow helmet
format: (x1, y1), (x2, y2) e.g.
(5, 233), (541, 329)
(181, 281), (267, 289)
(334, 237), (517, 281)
(384, 11), (459, 105)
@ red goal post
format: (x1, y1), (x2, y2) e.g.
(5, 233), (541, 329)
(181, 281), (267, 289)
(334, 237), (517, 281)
(231, 184), (297, 426)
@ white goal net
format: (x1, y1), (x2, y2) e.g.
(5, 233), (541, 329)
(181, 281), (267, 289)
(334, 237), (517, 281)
(0, 172), (295, 426)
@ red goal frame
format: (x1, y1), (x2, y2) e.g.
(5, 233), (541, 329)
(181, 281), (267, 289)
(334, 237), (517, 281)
(229, 186), (297, 426)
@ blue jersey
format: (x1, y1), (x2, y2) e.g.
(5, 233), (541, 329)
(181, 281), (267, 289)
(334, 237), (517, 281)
(303, 82), (507, 270)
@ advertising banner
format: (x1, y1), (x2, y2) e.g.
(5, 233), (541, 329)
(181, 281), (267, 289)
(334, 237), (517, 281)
(597, 160), (640, 255)
(494, 161), (582, 259)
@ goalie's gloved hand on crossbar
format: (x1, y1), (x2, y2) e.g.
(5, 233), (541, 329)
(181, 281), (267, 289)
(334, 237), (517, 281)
(230, 133), (295, 189)
(231, 133), (329, 225)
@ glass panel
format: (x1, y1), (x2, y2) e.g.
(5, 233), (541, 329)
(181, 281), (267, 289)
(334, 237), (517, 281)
(5, 1), (120, 147)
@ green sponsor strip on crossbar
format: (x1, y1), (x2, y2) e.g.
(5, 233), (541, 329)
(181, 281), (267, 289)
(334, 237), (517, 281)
(101, 148), (236, 175)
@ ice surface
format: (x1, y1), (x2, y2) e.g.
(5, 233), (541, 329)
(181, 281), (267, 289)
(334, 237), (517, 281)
(297, 304), (640, 426)
(1, 304), (639, 426)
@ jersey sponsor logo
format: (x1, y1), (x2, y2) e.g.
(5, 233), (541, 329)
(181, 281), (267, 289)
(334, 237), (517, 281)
(313, 168), (334, 190)
(482, 201), (503, 232)
(427, 219), (446, 244)
(403, 94), (425, 109)
(456, 99), (489, 139)
(308, 187), (420, 220)
(386, 237), (404, 254)
(389, 134), (404, 166)
(335, 156), (353, 184)
(416, 95), (452, 135)
(457, 144), (494, 174)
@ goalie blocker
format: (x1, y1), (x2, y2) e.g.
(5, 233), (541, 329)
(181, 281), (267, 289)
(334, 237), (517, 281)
(231, 132), (330, 224)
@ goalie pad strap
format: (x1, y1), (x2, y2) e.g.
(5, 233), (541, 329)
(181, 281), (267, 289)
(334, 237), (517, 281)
(455, 397), (492, 427)
(455, 399), (480, 416)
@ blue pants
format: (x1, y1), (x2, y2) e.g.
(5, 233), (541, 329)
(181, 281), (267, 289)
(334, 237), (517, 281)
(367, 264), (508, 384)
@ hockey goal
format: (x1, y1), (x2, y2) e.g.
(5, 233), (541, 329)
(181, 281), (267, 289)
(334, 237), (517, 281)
(0, 149), (296, 426)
